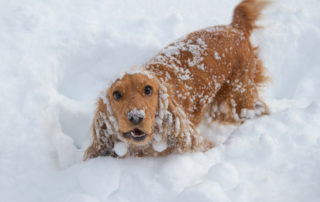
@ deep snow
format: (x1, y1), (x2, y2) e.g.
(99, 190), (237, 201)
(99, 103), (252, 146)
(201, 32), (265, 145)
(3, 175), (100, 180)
(1, 0), (320, 202)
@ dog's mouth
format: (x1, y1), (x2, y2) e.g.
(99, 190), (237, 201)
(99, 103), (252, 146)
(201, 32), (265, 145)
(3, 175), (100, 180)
(123, 128), (147, 142)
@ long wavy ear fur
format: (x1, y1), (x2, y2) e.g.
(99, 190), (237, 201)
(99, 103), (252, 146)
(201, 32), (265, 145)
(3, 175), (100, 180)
(83, 95), (119, 160)
(168, 101), (212, 153)
(154, 83), (213, 154)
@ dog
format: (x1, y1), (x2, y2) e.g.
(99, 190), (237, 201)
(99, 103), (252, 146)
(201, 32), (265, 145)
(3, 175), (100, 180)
(84, 0), (269, 159)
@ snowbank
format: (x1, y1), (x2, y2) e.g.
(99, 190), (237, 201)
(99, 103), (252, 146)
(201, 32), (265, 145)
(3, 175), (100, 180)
(1, 0), (320, 201)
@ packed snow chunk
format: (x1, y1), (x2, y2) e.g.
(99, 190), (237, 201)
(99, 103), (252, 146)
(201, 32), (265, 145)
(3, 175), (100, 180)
(206, 162), (239, 190)
(152, 139), (167, 152)
(114, 142), (128, 157)
(176, 182), (230, 202)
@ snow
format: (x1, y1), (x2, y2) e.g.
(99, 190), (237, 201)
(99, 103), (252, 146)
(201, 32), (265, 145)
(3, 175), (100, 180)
(152, 134), (168, 153)
(127, 108), (146, 120)
(114, 142), (128, 157)
(148, 34), (208, 81)
(1, 0), (320, 202)
(214, 51), (222, 60)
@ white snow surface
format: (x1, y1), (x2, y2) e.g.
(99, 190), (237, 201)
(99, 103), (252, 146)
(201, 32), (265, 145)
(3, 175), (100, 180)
(1, 0), (320, 202)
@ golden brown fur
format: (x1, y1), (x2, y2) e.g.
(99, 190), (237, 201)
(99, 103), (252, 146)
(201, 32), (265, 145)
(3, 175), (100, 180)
(84, 0), (269, 160)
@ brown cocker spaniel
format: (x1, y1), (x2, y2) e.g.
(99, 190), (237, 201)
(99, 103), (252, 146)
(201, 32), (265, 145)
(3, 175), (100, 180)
(84, 0), (269, 159)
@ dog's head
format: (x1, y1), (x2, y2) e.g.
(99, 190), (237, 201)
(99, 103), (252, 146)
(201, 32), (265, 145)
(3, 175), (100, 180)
(107, 73), (160, 145)
(84, 72), (199, 160)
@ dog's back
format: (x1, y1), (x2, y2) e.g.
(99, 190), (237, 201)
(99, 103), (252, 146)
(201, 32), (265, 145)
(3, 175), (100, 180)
(146, 0), (269, 124)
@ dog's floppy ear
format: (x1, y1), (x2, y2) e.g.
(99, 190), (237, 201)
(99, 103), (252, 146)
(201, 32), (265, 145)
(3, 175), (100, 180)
(168, 101), (197, 152)
(154, 84), (195, 153)
(169, 101), (213, 152)
(151, 85), (172, 152)
(83, 95), (119, 160)
(154, 84), (212, 153)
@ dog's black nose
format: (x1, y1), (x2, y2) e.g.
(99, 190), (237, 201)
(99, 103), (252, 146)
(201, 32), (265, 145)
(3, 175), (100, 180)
(128, 116), (143, 125)
(127, 109), (145, 125)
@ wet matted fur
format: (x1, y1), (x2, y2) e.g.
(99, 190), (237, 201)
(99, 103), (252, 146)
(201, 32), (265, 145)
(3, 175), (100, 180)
(84, 0), (269, 160)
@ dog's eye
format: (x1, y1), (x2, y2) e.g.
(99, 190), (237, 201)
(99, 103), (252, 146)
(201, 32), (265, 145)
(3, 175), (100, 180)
(144, 85), (153, 95)
(113, 91), (122, 100)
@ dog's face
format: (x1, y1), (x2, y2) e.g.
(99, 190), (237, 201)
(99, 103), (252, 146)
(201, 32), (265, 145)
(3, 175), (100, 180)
(107, 73), (159, 146)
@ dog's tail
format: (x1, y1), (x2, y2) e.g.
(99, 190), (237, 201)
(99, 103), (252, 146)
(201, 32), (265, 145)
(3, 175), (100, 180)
(231, 0), (269, 36)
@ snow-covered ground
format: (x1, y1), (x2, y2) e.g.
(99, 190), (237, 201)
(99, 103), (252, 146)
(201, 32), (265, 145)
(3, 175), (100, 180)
(1, 0), (320, 201)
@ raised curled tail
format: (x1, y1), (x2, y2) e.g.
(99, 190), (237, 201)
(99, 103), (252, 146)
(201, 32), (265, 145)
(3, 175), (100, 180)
(231, 0), (269, 36)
